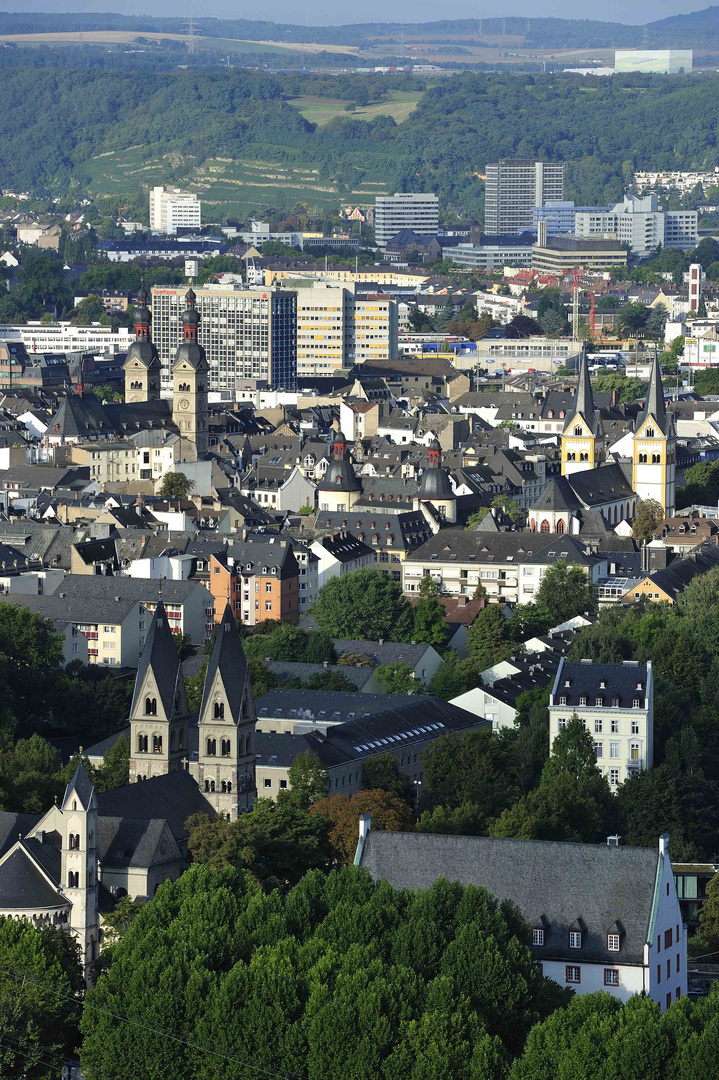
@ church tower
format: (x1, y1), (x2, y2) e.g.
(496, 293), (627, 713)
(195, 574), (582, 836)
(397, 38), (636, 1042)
(632, 355), (675, 516)
(128, 602), (190, 783)
(561, 352), (606, 476)
(172, 287), (209, 458)
(191, 603), (257, 819)
(416, 438), (457, 524)
(60, 764), (99, 981)
(123, 285), (161, 404)
(317, 431), (362, 512)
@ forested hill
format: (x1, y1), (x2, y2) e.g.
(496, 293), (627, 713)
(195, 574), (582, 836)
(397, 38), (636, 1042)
(5, 68), (719, 216)
(3, 11), (719, 49)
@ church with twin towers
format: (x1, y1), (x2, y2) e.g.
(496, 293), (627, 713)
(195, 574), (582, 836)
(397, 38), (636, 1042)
(129, 601), (258, 820)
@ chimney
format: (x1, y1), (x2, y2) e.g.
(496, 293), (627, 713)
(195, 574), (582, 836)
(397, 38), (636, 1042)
(606, 835), (621, 847)
(659, 833), (669, 858)
(358, 813), (371, 841)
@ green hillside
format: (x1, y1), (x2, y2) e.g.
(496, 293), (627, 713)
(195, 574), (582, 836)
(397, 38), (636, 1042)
(4, 67), (719, 219)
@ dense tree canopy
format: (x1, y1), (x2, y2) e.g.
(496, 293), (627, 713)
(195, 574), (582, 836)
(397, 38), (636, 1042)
(80, 863), (567, 1078)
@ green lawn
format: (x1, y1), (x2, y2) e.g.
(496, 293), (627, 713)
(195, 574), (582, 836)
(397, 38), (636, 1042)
(288, 90), (423, 126)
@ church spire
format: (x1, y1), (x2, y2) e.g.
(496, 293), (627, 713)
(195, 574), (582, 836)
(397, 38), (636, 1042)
(637, 354), (669, 435)
(564, 351), (597, 433)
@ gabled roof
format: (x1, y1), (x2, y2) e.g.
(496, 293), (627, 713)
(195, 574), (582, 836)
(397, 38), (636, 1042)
(636, 354), (671, 437)
(199, 603), (249, 725)
(358, 831), (661, 965)
(0, 845), (68, 910)
(130, 601), (185, 720)
(530, 476), (582, 513)
(96, 771), (214, 842)
(563, 352), (601, 435)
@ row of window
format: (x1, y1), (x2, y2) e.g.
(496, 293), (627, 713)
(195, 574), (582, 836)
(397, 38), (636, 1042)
(558, 716), (641, 735)
(565, 966), (619, 987)
(557, 696), (644, 708)
(533, 930), (621, 951)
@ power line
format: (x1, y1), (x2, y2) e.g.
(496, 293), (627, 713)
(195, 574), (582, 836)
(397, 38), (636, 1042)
(0, 965), (312, 1080)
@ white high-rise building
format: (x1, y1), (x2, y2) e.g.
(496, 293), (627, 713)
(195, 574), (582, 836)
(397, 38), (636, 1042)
(149, 186), (202, 235)
(375, 193), (439, 247)
(295, 283), (398, 376)
(484, 160), (565, 235)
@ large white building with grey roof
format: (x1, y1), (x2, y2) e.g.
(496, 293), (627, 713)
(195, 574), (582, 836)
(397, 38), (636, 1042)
(549, 658), (653, 788)
(356, 825), (686, 1009)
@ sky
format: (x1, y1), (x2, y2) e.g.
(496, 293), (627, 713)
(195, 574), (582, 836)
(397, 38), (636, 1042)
(1, 1), (709, 27)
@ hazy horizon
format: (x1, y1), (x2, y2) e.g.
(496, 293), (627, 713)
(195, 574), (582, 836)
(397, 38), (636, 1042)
(0, 1), (709, 29)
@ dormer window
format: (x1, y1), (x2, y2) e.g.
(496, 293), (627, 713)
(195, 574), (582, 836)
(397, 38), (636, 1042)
(558, 695), (567, 705)
(564, 679), (570, 687)
(569, 931), (582, 949)
(595, 696), (603, 707)
(607, 933), (620, 952)
(533, 928), (544, 946)
(600, 681), (606, 689)
(579, 695), (587, 706)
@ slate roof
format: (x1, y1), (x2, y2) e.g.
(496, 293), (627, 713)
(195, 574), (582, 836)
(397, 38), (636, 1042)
(333, 639), (434, 667)
(268, 660), (372, 690)
(358, 831), (661, 965)
(0, 812), (42, 859)
(566, 463), (636, 508)
(199, 602), (248, 723)
(404, 528), (559, 564)
(531, 476), (582, 513)
(99, 817), (174, 868)
(313, 510), (432, 553)
(3, 590), (140, 627)
(551, 659), (649, 708)
(130, 602), (185, 719)
(0, 845), (68, 910)
(255, 689), (418, 724)
(96, 771), (214, 842)
(315, 533), (374, 564)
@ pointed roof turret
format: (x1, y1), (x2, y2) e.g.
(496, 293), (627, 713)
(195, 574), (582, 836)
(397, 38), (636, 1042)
(130, 601), (187, 720)
(320, 430), (361, 492)
(199, 603), (251, 725)
(636, 354), (671, 436)
(563, 352), (600, 434)
(61, 762), (96, 812)
(417, 438), (455, 501)
(173, 287), (207, 372)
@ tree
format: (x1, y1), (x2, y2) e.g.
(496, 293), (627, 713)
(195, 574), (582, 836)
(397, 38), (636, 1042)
(472, 582), (488, 602)
(362, 754), (413, 803)
(490, 717), (615, 844)
(287, 750), (328, 808)
(491, 494), (524, 527)
(80, 864), (560, 1078)
(428, 650), (480, 700)
(465, 508), (491, 530)
(412, 596), (450, 648)
(632, 498), (666, 542)
(374, 661), (419, 695)
(309, 788), (415, 863)
(0, 605), (64, 740)
(186, 798), (331, 890)
(184, 657), (208, 712)
(421, 729), (519, 824)
(0, 917), (83, 1079)
(247, 658), (278, 697)
(418, 574), (439, 597)
(698, 867), (719, 950)
(533, 561), (595, 626)
(311, 568), (412, 641)
(173, 632), (193, 661)
(157, 471), (194, 500)
(304, 669), (357, 691)
(93, 734), (129, 793)
(72, 294), (105, 323)
(617, 301), (650, 335)
(466, 605), (511, 669)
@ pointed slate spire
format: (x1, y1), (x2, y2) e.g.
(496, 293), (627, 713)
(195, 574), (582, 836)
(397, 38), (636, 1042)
(564, 351), (598, 432)
(61, 762), (96, 811)
(199, 603), (249, 725)
(130, 601), (186, 720)
(637, 354), (669, 435)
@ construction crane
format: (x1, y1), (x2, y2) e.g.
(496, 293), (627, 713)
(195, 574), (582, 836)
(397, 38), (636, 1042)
(570, 268), (596, 341)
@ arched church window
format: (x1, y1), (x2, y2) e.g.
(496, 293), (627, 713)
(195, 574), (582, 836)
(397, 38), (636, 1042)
(221, 739), (231, 757)
(138, 734), (148, 753)
(68, 871), (79, 889)
(652, 454), (661, 464)
(639, 453), (647, 464)
(214, 702), (225, 719)
(540, 520), (550, 533)
(152, 734), (163, 754)
(574, 426), (582, 436)
(556, 519), (565, 534)
(646, 428), (655, 438)
(145, 697), (157, 716)
(206, 738), (217, 757)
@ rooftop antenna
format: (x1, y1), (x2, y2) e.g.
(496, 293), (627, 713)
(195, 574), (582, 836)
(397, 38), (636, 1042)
(187, 14), (196, 56)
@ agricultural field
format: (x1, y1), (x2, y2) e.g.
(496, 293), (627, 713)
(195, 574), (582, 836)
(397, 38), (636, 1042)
(288, 90), (423, 126)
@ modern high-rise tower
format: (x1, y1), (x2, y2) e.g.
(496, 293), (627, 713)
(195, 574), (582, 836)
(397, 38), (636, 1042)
(484, 160), (565, 235)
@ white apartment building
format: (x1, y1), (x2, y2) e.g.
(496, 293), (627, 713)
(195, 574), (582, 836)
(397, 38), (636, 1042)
(151, 285), (297, 391)
(0, 323), (134, 356)
(484, 160), (565, 235)
(149, 186), (202, 235)
(296, 283), (398, 376)
(635, 167), (719, 194)
(549, 658), (653, 788)
(375, 193), (439, 247)
(574, 196), (697, 255)
(446, 240), (533, 270)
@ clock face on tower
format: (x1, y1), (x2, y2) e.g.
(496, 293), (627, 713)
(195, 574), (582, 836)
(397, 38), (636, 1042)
(178, 398), (190, 411)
